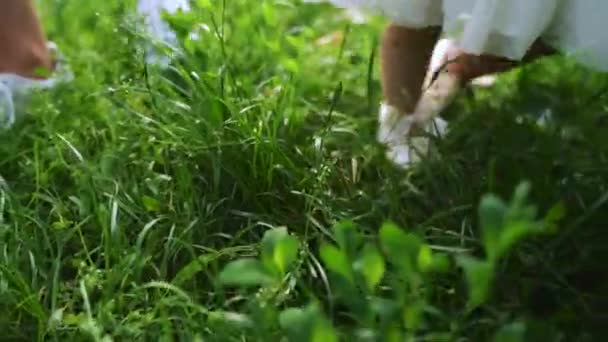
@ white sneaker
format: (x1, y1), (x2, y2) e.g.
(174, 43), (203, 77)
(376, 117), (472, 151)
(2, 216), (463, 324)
(378, 50), (496, 169)
(378, 38), (488, 169)
(378, 43), (458, 169)
(0, 42), (73, 128)
(377, 102), (448, 168)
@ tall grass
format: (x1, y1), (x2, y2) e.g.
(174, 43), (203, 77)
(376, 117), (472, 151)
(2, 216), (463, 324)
(0, 0), (607, 340)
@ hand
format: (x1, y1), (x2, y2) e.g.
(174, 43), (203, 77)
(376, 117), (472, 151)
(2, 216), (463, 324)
(439, 46), (517, 85)
(436, 39), (556, 84)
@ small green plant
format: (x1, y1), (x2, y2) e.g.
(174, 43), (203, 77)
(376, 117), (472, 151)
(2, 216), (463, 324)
(217, 227), (338, 340)
(219, 227), (299, 287)
(458, 181), (563, 311)
(216, 181), (563, 341)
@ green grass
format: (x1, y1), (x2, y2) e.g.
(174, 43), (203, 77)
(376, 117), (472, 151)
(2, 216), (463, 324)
(1, 0), (608, 340)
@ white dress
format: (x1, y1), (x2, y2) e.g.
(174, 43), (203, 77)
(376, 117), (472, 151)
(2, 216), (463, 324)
(137, 0), (190, 45)
(320, 0), (608, 72)
(136, 0), (191, 65)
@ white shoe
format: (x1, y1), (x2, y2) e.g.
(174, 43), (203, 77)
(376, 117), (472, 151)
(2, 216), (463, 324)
(377, 103), (448, 169)
(379, 60), (458, 169)
(0, 42), (73, 128)
(379, 38), (500, 169)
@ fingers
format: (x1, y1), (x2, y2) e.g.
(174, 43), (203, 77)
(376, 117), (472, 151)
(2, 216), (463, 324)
(443, 50), (516, 84)
(440, 39), (558, 84)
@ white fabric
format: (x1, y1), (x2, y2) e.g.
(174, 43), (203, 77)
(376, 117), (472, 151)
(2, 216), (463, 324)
(137, 0), (190, 45)
(136, 0), (191, 65)
(319, 0), (608, 71)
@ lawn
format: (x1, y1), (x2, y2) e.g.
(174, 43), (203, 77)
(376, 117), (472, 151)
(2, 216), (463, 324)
(1, 0), (608, 340)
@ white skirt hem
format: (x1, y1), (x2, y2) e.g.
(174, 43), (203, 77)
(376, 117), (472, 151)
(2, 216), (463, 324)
(314, 0), (608, 71)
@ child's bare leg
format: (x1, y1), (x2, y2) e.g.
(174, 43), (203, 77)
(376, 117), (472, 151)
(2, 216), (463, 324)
(0, 0), (52, 79)
(380, 24), (441, 113)
(377, 24), (443, 167)
(378, 27), (557, 168)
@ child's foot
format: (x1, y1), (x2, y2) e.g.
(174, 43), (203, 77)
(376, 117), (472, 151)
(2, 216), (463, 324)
(378, 38), (505, 169)
(377, 102), (448, 168)
(0, 42), (73, 128)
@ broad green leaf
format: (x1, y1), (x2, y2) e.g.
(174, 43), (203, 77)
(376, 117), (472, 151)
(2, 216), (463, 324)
(279, 307), (311, 342)
(507, 182), (537, 223)
(478, 194), (506, 261)
(370, 297), (400, 320)
(480, 182), (548, 261)
(311, 320), (339, 342)
(456, 255), (494, 309)
(273, 234), (299, 275)
(196, 0), (213, 9)
(320, 243), (354, 285)
(260, 227), (299, 275)
(63, 312), (87, 326)
(281, 58), (300, 74)
(48, 308), (64, 331)
(379, 222), (423, 271)
(402, 301), (425, 331)
(493, 321), (526, 342)
(496, 221), (540, 259)
(142, 195), (161, 212)
(279, 307), (308, 329)
(545, 201), (565, 223)
(431, 254), (451, 273)
(260, 227), (289, 260)
(279, 304), (336, 342)
(417, 245), (433, 272)
(218, 259), (275, 287)
(542, 201), (566, 234)
(332, 220), (362, 259)
(354, 243), (385, 291)
(512, 182), (532, 208)
(385, 325), (404, 342)
(262, 2), (278, 26)
(417, 246), (451, 274)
